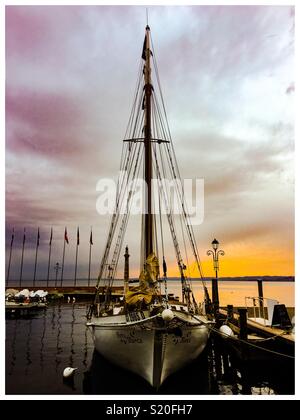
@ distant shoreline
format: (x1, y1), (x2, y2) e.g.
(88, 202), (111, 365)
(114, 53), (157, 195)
(188, 276), (294, 282)
(6, 276), (295, 285)
(161, 276), (295, 282)
(127, 276), (295, 282)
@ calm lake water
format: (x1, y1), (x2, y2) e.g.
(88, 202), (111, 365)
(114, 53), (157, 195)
(5, 281), (295, 396)
(158, 280), (295, 308)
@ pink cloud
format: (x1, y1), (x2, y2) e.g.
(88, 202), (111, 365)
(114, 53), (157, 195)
(5, 6), (294, 277)
(6, 87), (83, 157)
(286, 83), (295, 95)
(6, 7), (51, 57)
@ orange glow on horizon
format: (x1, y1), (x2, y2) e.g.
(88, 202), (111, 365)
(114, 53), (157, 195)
(128, 243), (294, 278)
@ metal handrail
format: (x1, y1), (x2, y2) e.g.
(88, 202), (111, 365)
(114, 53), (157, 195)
(245, 296), (271, 325)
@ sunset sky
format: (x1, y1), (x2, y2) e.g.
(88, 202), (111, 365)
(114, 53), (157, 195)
(5, 5), (294, 281)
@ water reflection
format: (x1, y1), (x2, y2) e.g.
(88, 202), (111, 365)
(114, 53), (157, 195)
(82, 325), (88, 369)
(51, 304), (56, 331)
(5, 300), (294, 395)
(6, 301), (95, 394)
(8, 319), (19, 376)
(55, 302), (62, 373)
(25, 319), (32, 376)
(211, 336), (295, 395)
(69, 304), (75, 367)
(40, 308), (47, 371)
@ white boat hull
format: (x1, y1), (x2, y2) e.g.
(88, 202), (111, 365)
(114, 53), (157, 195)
(87, 311), (210, 388)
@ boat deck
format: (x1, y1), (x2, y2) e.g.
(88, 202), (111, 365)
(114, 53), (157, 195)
(88, 309), (212, 328)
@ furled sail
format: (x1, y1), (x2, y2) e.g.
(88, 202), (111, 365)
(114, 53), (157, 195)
(125, 252), (159, 306)
(141, 252), (159, 285)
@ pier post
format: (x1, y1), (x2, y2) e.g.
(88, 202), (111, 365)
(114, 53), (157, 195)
(222, 349), (230, 381)
(212, 277), (219, 314)
(227, 304), (234, 322)
(213, 336), (223, 381)
(257, 279), (264, 317)
(238, 308), (248, 341)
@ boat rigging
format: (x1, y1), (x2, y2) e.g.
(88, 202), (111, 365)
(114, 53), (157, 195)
(87, 24), (212, 388)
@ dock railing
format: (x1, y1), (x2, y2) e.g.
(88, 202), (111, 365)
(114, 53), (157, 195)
(245, 297), (279, 326)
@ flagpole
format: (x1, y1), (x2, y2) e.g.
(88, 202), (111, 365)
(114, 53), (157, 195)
(88, 242), (92, 287)
(6, 229), (14, 287)
(33, 228), (39, 288)
(74, 243), (78, 286)
(61, 239), (66, 287)
(19, 228), (26, 288)
(61, 227), (69, 287)
(74, 227), (79, 286)
(88, 227), (92, 287)
(46, 228), (53, 287)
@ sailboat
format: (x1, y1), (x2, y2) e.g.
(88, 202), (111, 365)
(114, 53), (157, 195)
(87, 24), (213, 388)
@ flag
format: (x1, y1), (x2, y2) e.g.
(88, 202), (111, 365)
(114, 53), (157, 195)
(49, 228), (53, 246)
(37, 228), (40, 247)
(90, 229), (93, 245)
(10, 228), (14, 247)
(141, 35), (146, 60)
(64, 227), (69, 244)
(23, 229), (26, 245)
(77, 227), (80, 246)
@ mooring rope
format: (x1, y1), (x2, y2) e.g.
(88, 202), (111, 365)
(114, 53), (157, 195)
(184, 312), (295, 360)
(208, 324), (295, 360)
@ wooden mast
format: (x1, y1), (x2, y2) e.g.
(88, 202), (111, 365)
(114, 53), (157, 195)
(144, 25), (153, 260)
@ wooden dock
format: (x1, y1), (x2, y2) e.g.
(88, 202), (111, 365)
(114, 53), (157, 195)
(5, 286), (178, 300)
(5, 286), (124, 299)
(5, 301), (47, 316)
(218, 307), (295, 361)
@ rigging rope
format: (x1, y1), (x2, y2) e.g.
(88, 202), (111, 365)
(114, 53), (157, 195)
(208, 325), (295, 360)
(151, 37), (207, 287)
(107, 143), (144, 287)
(155, 143), (168, 303)
(94, 32), (210, 310)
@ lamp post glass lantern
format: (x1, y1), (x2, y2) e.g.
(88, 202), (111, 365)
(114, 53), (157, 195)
(212, 238), (219, 250)
(207, 238), (225, 313)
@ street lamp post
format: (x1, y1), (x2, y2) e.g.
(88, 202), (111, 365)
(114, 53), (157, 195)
(207, 238), (225, 315)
